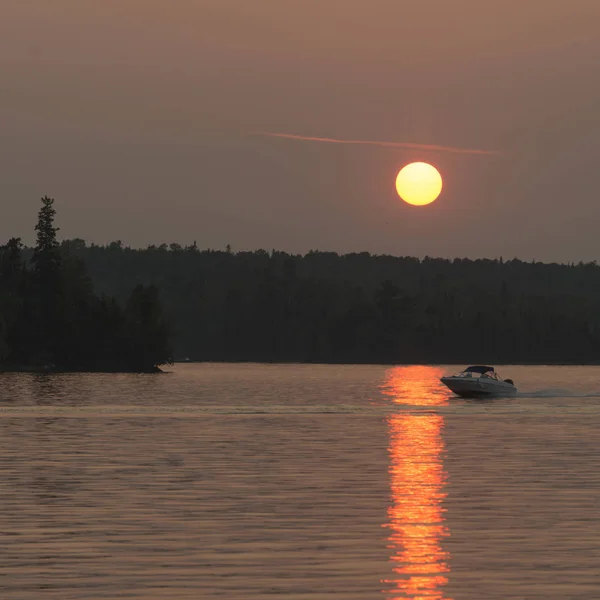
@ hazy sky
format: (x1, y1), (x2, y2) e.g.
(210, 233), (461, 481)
(2, 0), (600, 261)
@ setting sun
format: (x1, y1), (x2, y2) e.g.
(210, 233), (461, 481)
(396, 162), (443, 206)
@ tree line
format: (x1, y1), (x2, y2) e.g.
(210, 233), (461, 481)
(52, 238), (600, 365)
(0, 198), (171, 372)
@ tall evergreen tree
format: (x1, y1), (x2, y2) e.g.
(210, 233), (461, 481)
(32, 196), (62, 282)
(29, 197), (64, 364)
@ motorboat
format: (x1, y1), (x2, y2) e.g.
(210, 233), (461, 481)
(440, 365), (517, 398)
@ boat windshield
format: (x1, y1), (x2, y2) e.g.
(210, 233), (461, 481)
(456, 369), (500, 380)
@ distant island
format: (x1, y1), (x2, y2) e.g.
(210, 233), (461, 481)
(5, 198), (600, 368)
(0, 197), (171, 372)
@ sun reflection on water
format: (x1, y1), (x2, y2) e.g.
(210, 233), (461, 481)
(382, 366), (452, 600)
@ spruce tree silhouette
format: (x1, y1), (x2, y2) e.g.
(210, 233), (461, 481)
(30, 196), (64, 365)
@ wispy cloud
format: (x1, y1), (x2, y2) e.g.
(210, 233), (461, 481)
(251, 131), (499, 156)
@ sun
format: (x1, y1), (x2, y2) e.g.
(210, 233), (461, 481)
(395, 162), (442, 206)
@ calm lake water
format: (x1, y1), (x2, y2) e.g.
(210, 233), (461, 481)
(1, 364), (600, 599)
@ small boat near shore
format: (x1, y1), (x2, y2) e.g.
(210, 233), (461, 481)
(440, 365), (517, 398)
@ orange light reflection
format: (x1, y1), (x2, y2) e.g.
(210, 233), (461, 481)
(382, 366), (452, 600)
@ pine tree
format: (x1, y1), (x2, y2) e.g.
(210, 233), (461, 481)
(32, 196), (61, 282)
(30, 196), (64, 364)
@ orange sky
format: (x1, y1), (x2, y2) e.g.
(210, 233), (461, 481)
(2, 1), (600, 260)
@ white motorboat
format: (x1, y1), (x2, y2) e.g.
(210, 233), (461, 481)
(440, 365), (517, 398)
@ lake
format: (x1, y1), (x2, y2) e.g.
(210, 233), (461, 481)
(1, 364), (599, 599)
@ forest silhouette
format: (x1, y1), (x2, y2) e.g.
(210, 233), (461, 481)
(4, 198), (600, 367)
(0, 198), (171, 372)
(44, 237), (600, 365)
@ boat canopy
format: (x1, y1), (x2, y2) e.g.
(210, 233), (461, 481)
(465, 365), (495, 374)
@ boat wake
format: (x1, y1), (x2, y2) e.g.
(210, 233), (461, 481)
(517, 388), (600, 399)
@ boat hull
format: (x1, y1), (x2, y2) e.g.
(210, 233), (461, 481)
(440, 376), (517, 398)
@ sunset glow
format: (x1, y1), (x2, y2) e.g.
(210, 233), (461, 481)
(381, 366), (451, 600)
(396, 163), (443, 206)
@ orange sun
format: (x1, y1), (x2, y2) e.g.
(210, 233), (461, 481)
(395, 162), (442, 206)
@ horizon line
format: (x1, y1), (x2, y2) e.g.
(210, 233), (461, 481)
(47, 240), (590, 266)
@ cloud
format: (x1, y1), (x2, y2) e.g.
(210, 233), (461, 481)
(251, 131), (499, 156)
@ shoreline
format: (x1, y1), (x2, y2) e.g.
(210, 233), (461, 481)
(172, 360), (600, 367)
(0, 365), (165, 374)
(3, 361), (600, 374)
